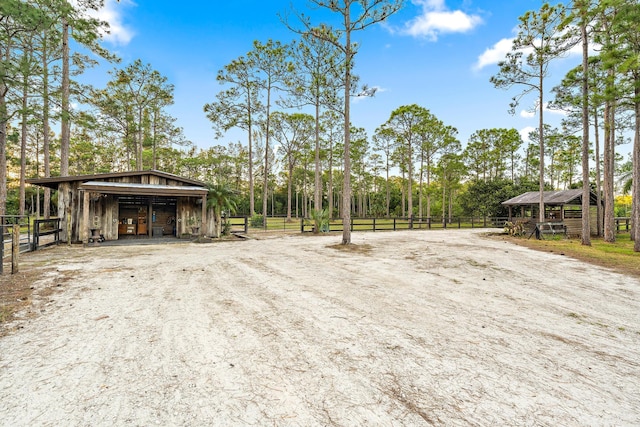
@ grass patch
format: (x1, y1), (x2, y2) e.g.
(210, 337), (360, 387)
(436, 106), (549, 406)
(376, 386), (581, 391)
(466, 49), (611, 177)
(503, 233), (640, 278)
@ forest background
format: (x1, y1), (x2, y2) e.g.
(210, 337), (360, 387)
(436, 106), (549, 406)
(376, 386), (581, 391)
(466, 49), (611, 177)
(0, 0), (637, 244)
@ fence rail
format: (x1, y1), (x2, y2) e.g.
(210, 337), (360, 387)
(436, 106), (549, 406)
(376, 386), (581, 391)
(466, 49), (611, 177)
(298, 216), (511, 233)
(615, 217), (632, 232)
(32, 218), (62, 250)
(1, 215), (31, 255)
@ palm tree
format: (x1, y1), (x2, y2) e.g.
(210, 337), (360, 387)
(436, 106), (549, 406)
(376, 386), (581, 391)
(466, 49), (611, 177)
(618, 161), (633, 194)
(206, 184), (237, 238)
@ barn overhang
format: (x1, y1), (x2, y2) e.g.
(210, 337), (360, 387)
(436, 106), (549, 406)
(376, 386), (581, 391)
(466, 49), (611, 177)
(79, 181), (208, 198)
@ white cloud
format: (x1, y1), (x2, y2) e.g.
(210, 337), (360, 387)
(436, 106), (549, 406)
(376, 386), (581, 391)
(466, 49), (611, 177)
(474, 25), (593, 71)
(474, 37), (513, 70)
(519, 126), (536, 142)
(87, 0), (135, 46)
(544, 103), (568, 116)
(519, 102), (568, 119)
(403, 0), (483, 40)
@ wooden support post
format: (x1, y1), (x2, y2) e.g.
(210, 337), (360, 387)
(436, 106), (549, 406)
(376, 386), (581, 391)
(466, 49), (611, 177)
(82, 190), (90, 244)
(148, 200), (153, 237)
(12, 224), (19, 274)
(200, 195), (207, 236)
(0, 225), (4, 275)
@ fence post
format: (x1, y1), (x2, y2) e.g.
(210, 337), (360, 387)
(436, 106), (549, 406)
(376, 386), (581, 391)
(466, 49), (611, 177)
(373, 218), (376, 232)
(0, 225), (4, 275)
(12, 224), (19, 274)
(409, 215), (413, 230)
(32, 220), (38, 251)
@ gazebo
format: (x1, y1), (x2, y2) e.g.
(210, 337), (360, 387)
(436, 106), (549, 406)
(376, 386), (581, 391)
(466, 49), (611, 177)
(502, 189), (601, 236)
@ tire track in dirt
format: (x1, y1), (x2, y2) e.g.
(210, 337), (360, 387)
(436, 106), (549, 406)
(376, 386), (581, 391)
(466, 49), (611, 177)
(1, 232), (639, 426)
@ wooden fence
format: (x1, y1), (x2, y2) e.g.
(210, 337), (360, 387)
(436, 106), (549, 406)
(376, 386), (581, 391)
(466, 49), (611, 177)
(32, 218), (62, 250)
(298, 216), (510, 233)
(233, 215), (633, 235)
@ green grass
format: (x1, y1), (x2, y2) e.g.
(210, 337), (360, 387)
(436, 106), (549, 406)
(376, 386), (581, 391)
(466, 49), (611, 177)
(510, 233), (640, 278)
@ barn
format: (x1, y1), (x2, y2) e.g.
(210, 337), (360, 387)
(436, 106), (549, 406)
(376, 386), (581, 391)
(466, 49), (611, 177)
(26, 170), (214, 243)
(502, 189), (602, 236)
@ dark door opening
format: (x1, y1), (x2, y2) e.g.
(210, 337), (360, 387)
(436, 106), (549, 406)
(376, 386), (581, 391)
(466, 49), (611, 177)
(150, 198), (177, 237)
(118, 196), (177, 239)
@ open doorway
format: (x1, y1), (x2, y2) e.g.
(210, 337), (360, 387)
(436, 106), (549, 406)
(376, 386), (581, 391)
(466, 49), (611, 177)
(117, 196), (177, 239)
(118, 196), (150, 238)
(150, 198), (177, 237)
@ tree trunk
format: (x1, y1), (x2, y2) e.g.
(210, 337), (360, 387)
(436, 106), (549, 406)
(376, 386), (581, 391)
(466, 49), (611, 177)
(603, 93), (616, 242)
(633, 92), (640, 251)
(328, 138), (334, 219)
(341, 13), (352, 245)
(0, 40), (11, 216)
(418, 152), (424, 219)
(262, 81), (271, 225)
(426, 159), (432, 219)
(580, 15), (591, 245)
(287, 163), (293, 221)
(314, 101), (321, 211)
(43, 31), (51, 219)
(538, 69), (545, 223)
(407, 141), (413, 221)
(20, 73), (28, 216)
(249, 128), (255, 216)
(0, 91), (7, 217)
(60, 17), (70, 176)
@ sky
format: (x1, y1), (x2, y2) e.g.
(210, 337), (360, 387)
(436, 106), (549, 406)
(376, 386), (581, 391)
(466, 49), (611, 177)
(79, 0), (613, 155)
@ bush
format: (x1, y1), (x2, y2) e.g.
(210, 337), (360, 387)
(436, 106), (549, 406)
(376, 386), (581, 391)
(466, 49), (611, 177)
(250, 214), (264, 228)
(504, 220), (526, 237)
(222, 219), (232, 236)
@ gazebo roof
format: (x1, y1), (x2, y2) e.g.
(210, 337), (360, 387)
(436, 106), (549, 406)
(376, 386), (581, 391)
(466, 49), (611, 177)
(502, 189), (600, 206)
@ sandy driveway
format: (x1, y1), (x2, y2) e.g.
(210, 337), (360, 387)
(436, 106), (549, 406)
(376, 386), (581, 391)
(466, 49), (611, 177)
(0, 230), (639, 426)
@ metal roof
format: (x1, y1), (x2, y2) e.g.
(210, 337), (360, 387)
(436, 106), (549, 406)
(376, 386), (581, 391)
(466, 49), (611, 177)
(502, 189), (599, 206)
(26, 170), (206, 189)
(79, 181), (208, 197)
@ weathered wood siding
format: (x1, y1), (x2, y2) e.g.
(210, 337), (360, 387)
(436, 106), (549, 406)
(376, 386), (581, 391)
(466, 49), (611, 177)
(563, 208), (598, 237)
(176, 197), (204, 236)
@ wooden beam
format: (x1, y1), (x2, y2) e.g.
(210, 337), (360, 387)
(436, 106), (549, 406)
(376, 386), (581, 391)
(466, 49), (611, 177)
(200, 195), (207, 236)
(82, 190), (90, 244)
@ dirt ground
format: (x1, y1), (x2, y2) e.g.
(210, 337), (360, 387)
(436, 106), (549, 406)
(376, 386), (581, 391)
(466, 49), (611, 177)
(0, 229), (639, 426)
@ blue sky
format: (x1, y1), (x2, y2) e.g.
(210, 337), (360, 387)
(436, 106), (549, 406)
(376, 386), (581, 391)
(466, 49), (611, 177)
(84, 0), (586, 152)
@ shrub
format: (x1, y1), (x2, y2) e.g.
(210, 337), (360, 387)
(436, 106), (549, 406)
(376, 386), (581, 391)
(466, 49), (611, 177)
(504, 220), (526, 236)
(250, 214), (264, 228)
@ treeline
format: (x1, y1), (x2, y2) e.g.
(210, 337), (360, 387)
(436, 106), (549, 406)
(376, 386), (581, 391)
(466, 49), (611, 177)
(1, 1), (638, 249)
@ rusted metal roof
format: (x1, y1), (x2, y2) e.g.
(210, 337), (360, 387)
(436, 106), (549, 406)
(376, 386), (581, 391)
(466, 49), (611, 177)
(502, 190), (599, 206)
